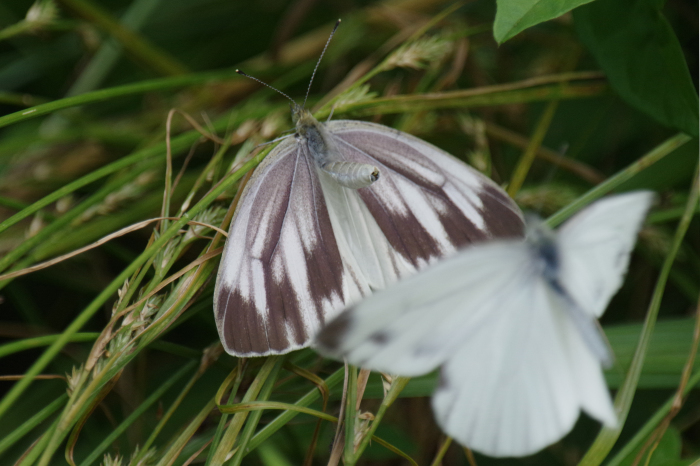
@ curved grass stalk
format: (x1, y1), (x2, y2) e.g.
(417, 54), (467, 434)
(223, 400), (418, 466)
(220, 401), (337, 426)
(205, 362), (246, 466)
(208, 357), (281, 464)
(327, 73), (606, 119)
(606, 370), (700, 466)
(0, 333), (98, 359)
(154, 397), (218, 466)
(245, 367), (345, 452)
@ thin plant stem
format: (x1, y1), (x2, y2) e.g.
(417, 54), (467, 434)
(245, 367), (345, 452)
(484, 121), (605, 184)
(134, 357), (228, 463)
(547, 133), (692, 227)
(349, 377), (410, 464)
(228, 357), (285, 466)
(205, 362), (246, 466)
(508, 100), (559, 196)
(430, 437), (453, 466)
(209, 357), (279, 464)
(0, 394), (66, 456)
(0, 333), (99, 359)
(606, 370), (700, 466)
(343, 365), (358, 465)
(325, 73), (606, 119)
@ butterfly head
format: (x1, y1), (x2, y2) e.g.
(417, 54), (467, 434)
(291, 104), (316, 128)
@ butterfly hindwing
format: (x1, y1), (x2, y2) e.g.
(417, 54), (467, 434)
(328, 120), (525, 267)
(431, 276), (615, 457)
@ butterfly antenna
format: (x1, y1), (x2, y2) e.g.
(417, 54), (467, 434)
(236, 69), (297, 106)
(303, 19), (341, 108)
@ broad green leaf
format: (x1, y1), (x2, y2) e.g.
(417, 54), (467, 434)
(574, 0), (699, 137)
(493, 0), (595, 44)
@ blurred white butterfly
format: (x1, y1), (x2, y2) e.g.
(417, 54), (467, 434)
(214, 21), (524, 357)
(316, 191), (654, 457)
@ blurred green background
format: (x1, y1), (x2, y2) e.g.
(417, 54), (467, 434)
(0, 0), (698, 465)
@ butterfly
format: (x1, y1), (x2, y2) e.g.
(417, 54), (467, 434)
(213, 21), (524, 357)
(315, 191), (654, 457)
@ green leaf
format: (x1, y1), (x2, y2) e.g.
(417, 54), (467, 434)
(617, 427), (698, 466)
(493, 0), (595, 44)
(574, 0), (699, 137)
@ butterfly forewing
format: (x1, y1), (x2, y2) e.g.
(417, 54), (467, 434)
(215, 139), (368, 356)
(557, 191), (655, 317)
(431, 277), (615, 457)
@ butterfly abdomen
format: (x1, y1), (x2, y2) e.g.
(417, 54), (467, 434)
(296, 109), (381, 190)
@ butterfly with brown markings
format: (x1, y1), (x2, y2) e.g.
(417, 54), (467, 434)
(214, 20), (524, 357)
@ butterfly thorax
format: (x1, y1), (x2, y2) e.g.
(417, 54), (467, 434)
(525, 217), (559, 283)
(292, 105), (380, 189)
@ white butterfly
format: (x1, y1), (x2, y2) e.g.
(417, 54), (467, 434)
(213, 23), (524, 357)
(315, 191), (654, 457)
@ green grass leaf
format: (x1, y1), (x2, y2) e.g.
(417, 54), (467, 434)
(574, 0), (699, 137)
